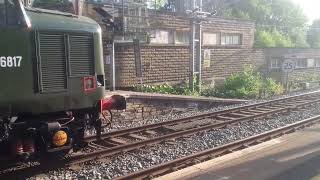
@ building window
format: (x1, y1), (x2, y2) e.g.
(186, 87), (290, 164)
(307, 59), (315, 68)
(203, 33), (218, 45)
(221, 33), (242, 45)
(296, 59), (308, 69)
(315, 59), (320, 67)
(270, 59), (281, 69)
(150, 30), (173, 44)
(175, 31), (189, 44)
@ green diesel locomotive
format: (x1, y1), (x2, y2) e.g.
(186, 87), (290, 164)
(0, 0), (125, 160)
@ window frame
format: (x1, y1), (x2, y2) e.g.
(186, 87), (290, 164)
(0, 0), (26, 27)
(315, 58), (320, 67)
(221, 33), (242, 46)
(149, 29), (174, 45)
(202, 32), (219, 46)
(307, 58), (315, 68)
(295, 59), (308, 69)
(270, 58), (282, 69)
(174, 31), (190, 45)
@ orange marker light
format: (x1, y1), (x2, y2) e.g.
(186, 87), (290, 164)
(52, 130), (68, 147)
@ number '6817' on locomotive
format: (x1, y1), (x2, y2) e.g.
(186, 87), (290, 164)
(0, 0), (126, 161)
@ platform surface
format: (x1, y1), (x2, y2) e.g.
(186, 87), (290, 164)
(156, 124), (320, 180)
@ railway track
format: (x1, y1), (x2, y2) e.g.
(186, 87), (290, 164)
(115, 115), (320, 180)
(74, 91), (320, 164)
(85, 91), (320, 143)
(2, 91), (320, 178)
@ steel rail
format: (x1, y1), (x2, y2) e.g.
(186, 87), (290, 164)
(115, 115), (320, 180)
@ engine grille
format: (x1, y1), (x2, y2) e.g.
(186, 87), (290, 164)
(39, 33), (67, 93)
(38, 33), (95, 93)
(69, 35), (94, 77)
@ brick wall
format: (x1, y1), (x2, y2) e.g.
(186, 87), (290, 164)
(202, 18), (255, 48)
(105, 45), (265, 88)
(107, 45), (320, 88)
(105, 45), (190, 87)
(202, 48), (265, 83)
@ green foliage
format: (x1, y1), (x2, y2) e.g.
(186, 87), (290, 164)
(134, 67), (283, 99)
(262, 78), (284, 96)
(203, 0), (309, 48)
(133, 80), (200, 96)
(254, 30), (276, 47)
(289, 72), (320, 90)
(255, 30), (296, 48)
(156, 0), (166, 8)
(201, 66), (284, 99)
(272, 30), (294, 47)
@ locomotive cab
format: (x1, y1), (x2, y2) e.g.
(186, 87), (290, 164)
(0, 0), (126, 161)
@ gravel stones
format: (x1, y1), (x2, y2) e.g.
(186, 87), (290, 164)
(30, 102), (320, 180)
(29, 90), (320, 180)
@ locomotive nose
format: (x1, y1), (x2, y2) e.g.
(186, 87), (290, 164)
(100, 95), (126, 112)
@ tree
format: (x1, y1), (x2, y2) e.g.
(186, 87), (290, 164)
(203, 0), (309, 48)
(254, 29), (294, 48)
(255, 30), (276, 47)
(307, 19), (320, 48)
(145, 0), (173, 10)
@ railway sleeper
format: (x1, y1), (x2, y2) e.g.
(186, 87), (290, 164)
(127, 134), (149, 141)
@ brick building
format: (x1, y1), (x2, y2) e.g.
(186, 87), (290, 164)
(83, 3), (320, 90)
(83, 4), (263, 88)
(262, 48), (320, 84)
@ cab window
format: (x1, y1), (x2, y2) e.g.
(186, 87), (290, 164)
(0, 0), (5, 25)
(6, 0), (20, 25)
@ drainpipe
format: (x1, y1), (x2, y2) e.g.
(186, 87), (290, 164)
(110, 41), (116, 91)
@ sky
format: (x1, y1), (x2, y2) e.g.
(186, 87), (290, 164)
(291, 0), (320, 24)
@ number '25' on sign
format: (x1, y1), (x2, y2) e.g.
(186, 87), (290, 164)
(282, 60), (295, 73)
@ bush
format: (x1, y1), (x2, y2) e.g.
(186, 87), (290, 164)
(289, 72), (320, 90)
(133, 80), (200, 96)
(202, 66), (284, 99)
(134, 67), (284, 99)
(262, 78), (284, 97)
(254, 30), (294, 48)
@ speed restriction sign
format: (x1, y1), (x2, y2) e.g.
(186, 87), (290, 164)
(282, 60), (295, 73)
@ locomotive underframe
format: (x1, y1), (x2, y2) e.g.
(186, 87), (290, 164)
(0, 108), (103, 160)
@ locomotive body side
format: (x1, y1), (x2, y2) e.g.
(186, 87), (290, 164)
(0, 7), (105, 116)
(0, 1), (126, 161)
